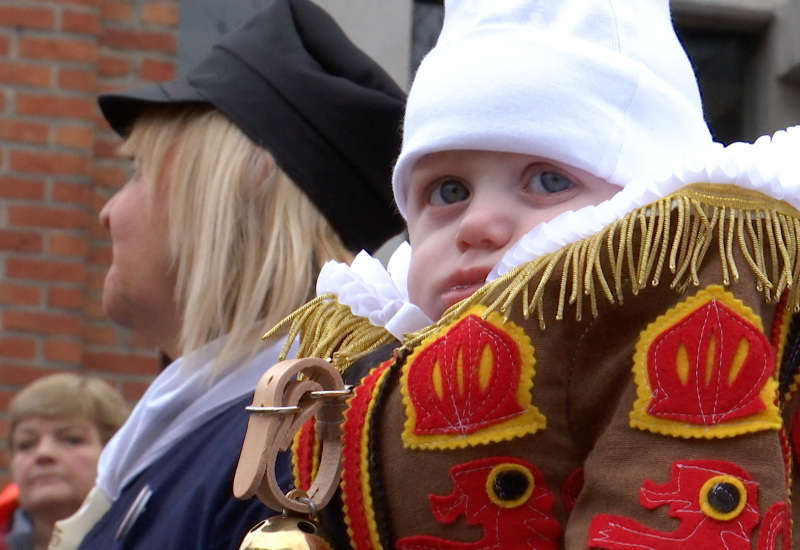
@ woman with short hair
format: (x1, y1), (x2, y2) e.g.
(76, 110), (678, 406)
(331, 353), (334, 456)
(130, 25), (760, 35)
(2, 374), (129, 550)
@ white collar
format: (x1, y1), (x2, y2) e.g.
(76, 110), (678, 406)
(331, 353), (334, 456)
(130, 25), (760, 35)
(316, 243), (432, 339)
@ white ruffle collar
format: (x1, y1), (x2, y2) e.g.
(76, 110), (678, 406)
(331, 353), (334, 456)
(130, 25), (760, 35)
(316, 243), (432, 339)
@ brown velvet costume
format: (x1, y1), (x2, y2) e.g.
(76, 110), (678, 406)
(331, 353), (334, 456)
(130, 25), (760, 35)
(263, 183), (800, 550)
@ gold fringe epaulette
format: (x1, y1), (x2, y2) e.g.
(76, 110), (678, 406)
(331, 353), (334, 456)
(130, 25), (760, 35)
(263, 293), (396, 372)
(402, 183), (800, 352)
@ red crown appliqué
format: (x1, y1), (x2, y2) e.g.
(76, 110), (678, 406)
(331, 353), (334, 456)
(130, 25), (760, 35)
(401, 307), (545, 450)
(630, 286), (781, 439)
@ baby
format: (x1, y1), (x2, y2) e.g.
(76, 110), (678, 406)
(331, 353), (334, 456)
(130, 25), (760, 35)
(237, 0), (800, 548)
(392, 0), (711, 322)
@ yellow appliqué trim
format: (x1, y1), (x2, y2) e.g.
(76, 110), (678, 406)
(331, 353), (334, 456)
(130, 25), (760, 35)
(630, 285), (781, 438)
(342, 364), (392, 550)
(400, 306), (545, 450)
(772, 295), (799, 402)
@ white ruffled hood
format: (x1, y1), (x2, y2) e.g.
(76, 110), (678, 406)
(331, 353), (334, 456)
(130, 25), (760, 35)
(317, 125), (800, 327)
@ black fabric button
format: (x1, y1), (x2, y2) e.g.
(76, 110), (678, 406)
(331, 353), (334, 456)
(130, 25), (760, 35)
(707, 481), (740, 514)
(493, 469), (530, 501)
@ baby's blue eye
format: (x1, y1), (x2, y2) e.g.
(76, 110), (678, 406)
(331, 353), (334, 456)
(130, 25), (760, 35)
(527, 171), (575, 194)
(431, 179), (470, 205)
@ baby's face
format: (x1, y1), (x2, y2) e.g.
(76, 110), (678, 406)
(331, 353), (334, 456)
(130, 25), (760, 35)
(405, 150), (619, 320)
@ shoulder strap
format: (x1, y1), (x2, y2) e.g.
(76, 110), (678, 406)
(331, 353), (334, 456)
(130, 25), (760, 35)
(234, 358), (347, 515)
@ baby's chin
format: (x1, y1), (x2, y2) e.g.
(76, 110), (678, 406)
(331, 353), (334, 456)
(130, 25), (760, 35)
(408, 290), (441, 322)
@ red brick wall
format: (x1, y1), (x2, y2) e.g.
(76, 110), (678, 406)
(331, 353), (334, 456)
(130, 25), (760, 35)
(0, 0), (180, 482)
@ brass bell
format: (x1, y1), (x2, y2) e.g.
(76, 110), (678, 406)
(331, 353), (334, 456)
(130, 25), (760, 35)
(238, 513), (332, 550)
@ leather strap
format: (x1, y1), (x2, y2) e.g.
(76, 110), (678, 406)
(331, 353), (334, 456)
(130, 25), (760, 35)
(234, 358), (346, 514)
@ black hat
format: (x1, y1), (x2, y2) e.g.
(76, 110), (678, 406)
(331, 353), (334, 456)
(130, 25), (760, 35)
(98, 0), (406, 253)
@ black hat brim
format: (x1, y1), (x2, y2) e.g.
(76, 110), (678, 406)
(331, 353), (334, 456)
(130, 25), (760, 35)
(98, 77), (209, 138)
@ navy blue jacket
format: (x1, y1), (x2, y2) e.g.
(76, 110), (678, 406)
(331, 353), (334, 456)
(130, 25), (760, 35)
(77, 394), (290, 550)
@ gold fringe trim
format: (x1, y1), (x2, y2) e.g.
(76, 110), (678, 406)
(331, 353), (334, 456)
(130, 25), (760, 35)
(263, 294), (395, 372)
(401, 184), (800, 352)
(265, 184), (800, 370)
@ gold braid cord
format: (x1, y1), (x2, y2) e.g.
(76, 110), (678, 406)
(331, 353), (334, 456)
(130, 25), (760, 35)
(263, 294), (396, 372)
(265, 184), (800, 371)
(403, 184), (800, 352)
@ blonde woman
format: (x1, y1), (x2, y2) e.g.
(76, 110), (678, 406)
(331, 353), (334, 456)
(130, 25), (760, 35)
(2, 374), (128, 550)
(50, 1), (405, 549)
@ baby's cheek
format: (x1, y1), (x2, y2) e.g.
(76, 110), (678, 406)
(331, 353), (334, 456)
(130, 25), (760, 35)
(406, 259), (423, 307)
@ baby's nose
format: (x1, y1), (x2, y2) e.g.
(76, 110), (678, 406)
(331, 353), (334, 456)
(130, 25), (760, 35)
(456, 200), (515, 252)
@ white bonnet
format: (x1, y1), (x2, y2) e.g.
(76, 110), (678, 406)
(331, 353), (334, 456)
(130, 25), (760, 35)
(392, 0), (713, 217)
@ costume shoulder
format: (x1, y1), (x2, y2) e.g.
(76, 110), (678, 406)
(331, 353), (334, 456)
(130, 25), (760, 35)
(253, 127), (800, 550)
(327, 127), (800, 550)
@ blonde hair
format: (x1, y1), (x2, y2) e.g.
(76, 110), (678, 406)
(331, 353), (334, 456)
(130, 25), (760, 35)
(121, 106), (353, 373)
(9, 373), (130, 448)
